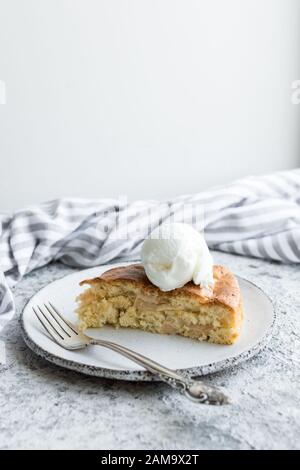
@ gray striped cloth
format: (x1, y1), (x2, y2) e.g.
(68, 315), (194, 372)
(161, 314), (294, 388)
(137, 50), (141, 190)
(0, 168), (300, 338)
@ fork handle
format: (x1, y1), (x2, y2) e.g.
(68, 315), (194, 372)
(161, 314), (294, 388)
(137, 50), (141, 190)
(90, 338), (229, 405)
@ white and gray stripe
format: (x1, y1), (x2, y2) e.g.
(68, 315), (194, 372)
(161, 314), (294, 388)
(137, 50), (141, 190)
(0, 168), (299, 334)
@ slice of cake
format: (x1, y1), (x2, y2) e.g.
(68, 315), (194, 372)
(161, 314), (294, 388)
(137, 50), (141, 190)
(76, 263), (243, 345)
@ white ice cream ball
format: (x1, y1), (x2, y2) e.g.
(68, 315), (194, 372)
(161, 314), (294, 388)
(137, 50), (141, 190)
(141, 223), (214, 291)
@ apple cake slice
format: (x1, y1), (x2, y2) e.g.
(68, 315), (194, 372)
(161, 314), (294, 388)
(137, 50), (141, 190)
(76, 264), (243, 345)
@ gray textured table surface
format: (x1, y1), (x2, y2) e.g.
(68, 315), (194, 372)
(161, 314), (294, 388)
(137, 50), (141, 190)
(1, 251), (299, 450)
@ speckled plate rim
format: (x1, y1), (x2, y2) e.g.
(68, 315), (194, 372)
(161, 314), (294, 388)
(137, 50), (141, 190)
(20, 269), (276, 382)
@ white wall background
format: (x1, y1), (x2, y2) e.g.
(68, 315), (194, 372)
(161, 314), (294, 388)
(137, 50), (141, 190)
(0, 0), (299, 212)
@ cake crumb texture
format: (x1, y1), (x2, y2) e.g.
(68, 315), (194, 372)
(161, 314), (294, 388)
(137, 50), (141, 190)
(76, 264), (243, 345)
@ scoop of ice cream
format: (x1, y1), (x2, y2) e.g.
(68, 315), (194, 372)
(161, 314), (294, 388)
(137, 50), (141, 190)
(141, 223), (214, 291)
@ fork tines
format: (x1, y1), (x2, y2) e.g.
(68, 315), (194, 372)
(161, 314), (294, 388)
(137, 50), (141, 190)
(32, 302), (78, 344)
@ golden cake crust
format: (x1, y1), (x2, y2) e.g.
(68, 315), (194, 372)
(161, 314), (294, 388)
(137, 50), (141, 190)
(80, 264), (241, 311)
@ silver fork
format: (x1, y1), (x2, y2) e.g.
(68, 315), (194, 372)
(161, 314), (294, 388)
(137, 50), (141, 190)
(33, 302), (231, 406)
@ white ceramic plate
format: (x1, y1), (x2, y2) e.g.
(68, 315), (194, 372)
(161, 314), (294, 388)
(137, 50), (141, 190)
(21, 262), (275, 381)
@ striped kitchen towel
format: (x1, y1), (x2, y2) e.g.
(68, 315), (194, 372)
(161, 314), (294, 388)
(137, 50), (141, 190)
(0, 168), (299, 337)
